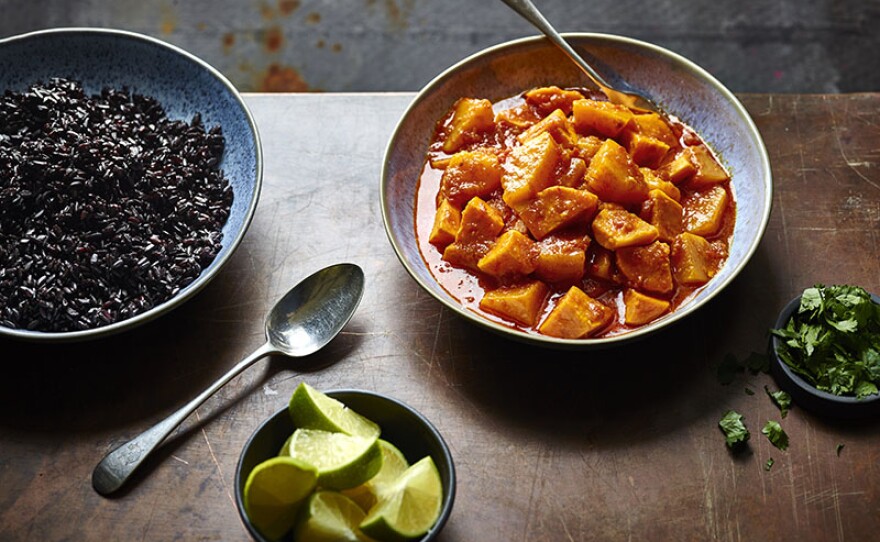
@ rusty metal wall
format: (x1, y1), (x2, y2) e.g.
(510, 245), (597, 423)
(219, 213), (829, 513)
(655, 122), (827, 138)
(1, 0), (878, 93)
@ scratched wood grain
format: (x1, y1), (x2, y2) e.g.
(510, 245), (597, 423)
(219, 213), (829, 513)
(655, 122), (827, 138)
(0, 93), (878, 542)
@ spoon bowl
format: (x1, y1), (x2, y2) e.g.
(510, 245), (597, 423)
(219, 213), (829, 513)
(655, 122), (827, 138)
(91, 263), (365, 496)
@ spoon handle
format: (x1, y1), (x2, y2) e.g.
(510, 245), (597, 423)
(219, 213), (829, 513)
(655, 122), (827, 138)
(91, 341), (276, 496)
(498, 0), (614, 92)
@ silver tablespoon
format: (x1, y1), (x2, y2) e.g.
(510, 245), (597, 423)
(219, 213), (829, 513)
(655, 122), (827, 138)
(498, 0), (661, 114)
(91, 262), (365, 496)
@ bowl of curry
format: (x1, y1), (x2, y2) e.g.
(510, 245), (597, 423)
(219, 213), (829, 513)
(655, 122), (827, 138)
(381, 33), (772, 348)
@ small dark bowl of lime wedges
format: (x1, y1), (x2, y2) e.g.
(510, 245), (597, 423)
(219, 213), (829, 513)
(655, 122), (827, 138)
(769, 285), (880, 419)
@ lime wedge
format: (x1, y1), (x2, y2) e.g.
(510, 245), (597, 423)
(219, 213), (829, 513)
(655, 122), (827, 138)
(243, 456), (318, 541)
(359, 456), (443, 541)
(294, 490), (377, 542)
(290, 383), (381, 439)
(288, 428), (383, 490)
(342, 439), (410, 512)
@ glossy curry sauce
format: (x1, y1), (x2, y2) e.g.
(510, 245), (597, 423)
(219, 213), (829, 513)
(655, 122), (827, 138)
(414, 87), (736, 339)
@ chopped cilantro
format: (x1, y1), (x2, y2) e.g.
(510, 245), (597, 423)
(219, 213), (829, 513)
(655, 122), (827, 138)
(764, 386), (792, 418)
(836, 443), (845, 456)
(765, 458), (774, 471)
(719, 410), (750, 449)
(762, 420), (789, 451)
(744, 387), (755, 396)
(742, 351), (770, 375)
(771, 284), (880, 399)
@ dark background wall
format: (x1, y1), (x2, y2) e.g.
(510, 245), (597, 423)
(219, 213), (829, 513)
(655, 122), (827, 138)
(2, 0), (879, 93)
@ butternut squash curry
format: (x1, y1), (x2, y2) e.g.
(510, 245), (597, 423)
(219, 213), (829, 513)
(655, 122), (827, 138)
(414, 86), (735, 339)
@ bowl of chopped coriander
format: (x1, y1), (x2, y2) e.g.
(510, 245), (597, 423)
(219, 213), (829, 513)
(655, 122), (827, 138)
(769, 284), (880, 419)
(0, 28), (261, 342)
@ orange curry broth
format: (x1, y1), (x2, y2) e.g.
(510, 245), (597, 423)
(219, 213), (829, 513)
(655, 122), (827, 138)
(414, 88), (736, 338)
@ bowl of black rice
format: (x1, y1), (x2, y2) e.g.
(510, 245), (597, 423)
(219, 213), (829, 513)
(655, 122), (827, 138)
(0, 28), (262, 342)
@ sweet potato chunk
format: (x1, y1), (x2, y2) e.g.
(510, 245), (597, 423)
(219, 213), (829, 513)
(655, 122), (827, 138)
(428, 198), (461, 248)
(671, 232), (715, 286)
(438, 151), (503, 208)
(623, 288), (670, 325)
(538, 286), (613, 339)
(517, 109), (578, 147)
(641, 167), (681, 202)
(558, 157), (587, 188)
(480, 281), (549, 326)
(515, 186), (598, 240)
(615, 241), (674, 295)
(575, 135), (603, 163)
(585, 139), (649, 205)
(442, 98), (494, 153)
(682, 185), (729, 237)
(640, 189), (683, 242)
(525, 86), (585, 115)
(572, 99), (634, 138)
(534, 234), (589, 284)
(592, 208), (659, 250)
(502, 132), (561, 206)
(477, 230), (537, 279)
(686, 145), (729, 188)
(443, 197), (504, 271)
(657, 150), (697, 184)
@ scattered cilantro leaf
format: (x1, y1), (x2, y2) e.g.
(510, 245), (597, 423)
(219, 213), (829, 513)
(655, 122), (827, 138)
(742, 351), (770, 375)
(836, 443), (845, 456)
(719, 410), (750, 449)
(745, 387), (755, 396)
(771, 284), (880, 399)
(765, 458), (774, 471)
(762, 420), (789, 451)
(717, 354), (743, 385)
(764, 386), (792, 418)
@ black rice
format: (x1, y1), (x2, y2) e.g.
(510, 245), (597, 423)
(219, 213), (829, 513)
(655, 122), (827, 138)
(0, 77), (234, 332)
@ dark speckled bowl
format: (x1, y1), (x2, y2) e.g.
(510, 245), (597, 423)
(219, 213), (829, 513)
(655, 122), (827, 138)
(235, 389), (456, 542)
(381, 33), (773, 349)
(0, 28), (262, 342)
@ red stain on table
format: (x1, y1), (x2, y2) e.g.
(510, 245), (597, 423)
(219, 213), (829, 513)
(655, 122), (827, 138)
(258, 64), (311, 92)
(278, 0), (301, 16)
(263, 26), (284, 53)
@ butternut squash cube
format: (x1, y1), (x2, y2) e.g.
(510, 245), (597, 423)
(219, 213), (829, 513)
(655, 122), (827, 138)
(428, 198), (461, 248)
(517, 109), (578, 147)
(495, 102), (541, 128)
(558, 157), (587, 188)
(442, 98), (495, 153)
(515, 186), (599, 240)
(480, 281), (550, 327)
(686, 145), (730, 188)
(623, 132), (671, 168)
(591, 208), (659, 250)
(615, 241), (674, 295)
(585, 139), (649, 205)
(641, 167), (681, 202)
(443, 197), (504, 271)
(640, 189), (683, 242)
(658, 150), (697, 184)
(682, 185), (729, 237)
(585, 244), (617, 282)
(538, 286), (614, 339)
(575, 135), (603, 163)
(534, 234), (589, 284)
(671, 232), (715, 286)
(502, 132), (561, 207)
(623, 288), (670, 325)
(629, 112), (677, 147)
(525, 86), (586, 115)
(572, 99), (634, 138)
(438, 150), (504, 208)
(477, 230), (537, 279)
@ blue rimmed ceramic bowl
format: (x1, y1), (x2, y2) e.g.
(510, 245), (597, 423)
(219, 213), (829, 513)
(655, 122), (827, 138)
(235, 389), (456, 542)
(381, 33), (773, 349)
(0, 28), (262, 342)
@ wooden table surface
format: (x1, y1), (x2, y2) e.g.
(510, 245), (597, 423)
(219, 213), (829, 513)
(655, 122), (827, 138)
(1, 93), (879, 542)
